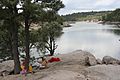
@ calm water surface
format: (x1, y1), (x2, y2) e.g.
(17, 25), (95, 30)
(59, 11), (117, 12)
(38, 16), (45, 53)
(56, 22), (120, 59)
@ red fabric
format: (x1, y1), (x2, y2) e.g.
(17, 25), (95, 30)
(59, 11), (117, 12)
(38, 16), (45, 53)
(48, 57), (61, 63)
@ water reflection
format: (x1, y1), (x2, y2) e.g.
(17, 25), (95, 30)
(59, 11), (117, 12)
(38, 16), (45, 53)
(56, 22), (120, 59)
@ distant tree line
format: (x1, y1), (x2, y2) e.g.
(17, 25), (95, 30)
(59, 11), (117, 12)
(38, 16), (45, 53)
(62, 11), (112, 21)
(62, 8), (120, 23)
(102, 8), (120, 22)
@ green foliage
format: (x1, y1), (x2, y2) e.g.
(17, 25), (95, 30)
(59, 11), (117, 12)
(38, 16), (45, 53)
(0, 27), (12, 59)
(0, 0), (64, 58)
(42, 0), (64, 12)
(0, 0), (21, 59)
(37, 22), (63, 55)
(41, 22), (63, 38)
(0, 0), (22, 74)
(102, 8), (120, 22)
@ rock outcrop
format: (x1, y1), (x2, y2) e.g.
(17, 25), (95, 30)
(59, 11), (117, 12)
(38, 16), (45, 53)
(41, 70), (86, 80)
(0, 50), (120, 80)
(102, 56), (120, 65)
(0, 60), (14, 76)
(85, 65), (120, 80)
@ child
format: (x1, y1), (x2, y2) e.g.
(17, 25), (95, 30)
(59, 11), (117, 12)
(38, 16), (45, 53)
(29, 64), (33, 73)
(20, 59), (27, 75)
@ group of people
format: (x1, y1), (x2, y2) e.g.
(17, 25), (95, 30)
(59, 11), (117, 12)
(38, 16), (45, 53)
(20, 57), (48, 75)
(20, 56), (61, 75)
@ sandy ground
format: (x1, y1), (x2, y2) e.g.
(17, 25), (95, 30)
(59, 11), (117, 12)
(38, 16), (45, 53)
(0, 50), (120, 80)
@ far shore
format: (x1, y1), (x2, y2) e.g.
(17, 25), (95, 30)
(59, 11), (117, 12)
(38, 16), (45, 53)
(64, 20), (120, 26)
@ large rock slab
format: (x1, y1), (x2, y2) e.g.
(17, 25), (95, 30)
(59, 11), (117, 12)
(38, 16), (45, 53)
(41, 70), (85, 80)
(84, 65), (120, 80)
(102, 56), (120, 65)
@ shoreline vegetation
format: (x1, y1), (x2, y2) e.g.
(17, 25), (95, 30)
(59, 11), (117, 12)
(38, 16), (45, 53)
(100, 21), (120, 26)
(62, 9), (120, 26)
(62, 11), (111, 22)
(62, 20), (120, 28)
(0, 50), (120, 80)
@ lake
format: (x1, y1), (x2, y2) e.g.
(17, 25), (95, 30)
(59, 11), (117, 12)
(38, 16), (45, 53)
(56, 22), (120, 59)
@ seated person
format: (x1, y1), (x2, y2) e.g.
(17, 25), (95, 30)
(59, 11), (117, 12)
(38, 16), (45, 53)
(29, 64), (33, 73)
(38, 57), (48, 69)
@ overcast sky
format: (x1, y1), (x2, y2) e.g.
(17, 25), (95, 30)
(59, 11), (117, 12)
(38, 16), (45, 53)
(58, 0), (120, 15)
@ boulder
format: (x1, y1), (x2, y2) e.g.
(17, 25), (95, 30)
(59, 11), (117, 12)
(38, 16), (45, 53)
(102, 56), (120, 65)
(74, 50), (97, 66)
(0, 60), (14, 76)
(85, 56), (97, 66)
(96, 58), (102, 64)
(57, 50), (97, 66)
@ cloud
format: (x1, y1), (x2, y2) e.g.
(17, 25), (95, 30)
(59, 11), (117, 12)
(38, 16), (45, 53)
(95, 0), (116, 6)
(59, 0), (120, 15)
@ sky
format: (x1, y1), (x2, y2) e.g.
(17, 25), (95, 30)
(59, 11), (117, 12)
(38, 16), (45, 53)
(58, 0), (120, 15)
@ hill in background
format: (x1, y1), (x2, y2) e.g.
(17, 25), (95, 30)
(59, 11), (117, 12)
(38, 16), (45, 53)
(62, 11), (112, 22)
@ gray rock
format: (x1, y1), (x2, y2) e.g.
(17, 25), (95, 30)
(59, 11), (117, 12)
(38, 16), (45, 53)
(85, 56), (97, 66)
(56, 50), (97, 66)
(55, 50), (97, 66)
(96, 58), (102, 64)
(0, 60), (14, 76)
(102, 56), (120, 65)
(88, 55), (97, 66)
(40, 70), (86, 80)
(85, 65), (120, 80)
(70, 50), (97, 66)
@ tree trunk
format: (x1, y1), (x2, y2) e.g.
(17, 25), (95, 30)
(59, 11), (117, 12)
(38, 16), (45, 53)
(9, 32), (13, 60)
(25, 17), (30, 72)
(49, 37), (55, 56)
(11, 24), (21, 74)
(50, 50), (54, 56)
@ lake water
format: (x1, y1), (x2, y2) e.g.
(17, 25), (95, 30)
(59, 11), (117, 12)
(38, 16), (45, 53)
(56, 22), (120, 59)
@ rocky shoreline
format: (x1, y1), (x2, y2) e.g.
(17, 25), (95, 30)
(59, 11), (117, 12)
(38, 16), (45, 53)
(0, 50), (120, 80)
(99, 21), (120, 26)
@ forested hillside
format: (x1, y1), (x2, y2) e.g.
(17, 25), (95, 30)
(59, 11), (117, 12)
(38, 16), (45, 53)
(102, 8), (120, 22)
(63, 11), (112, 21)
